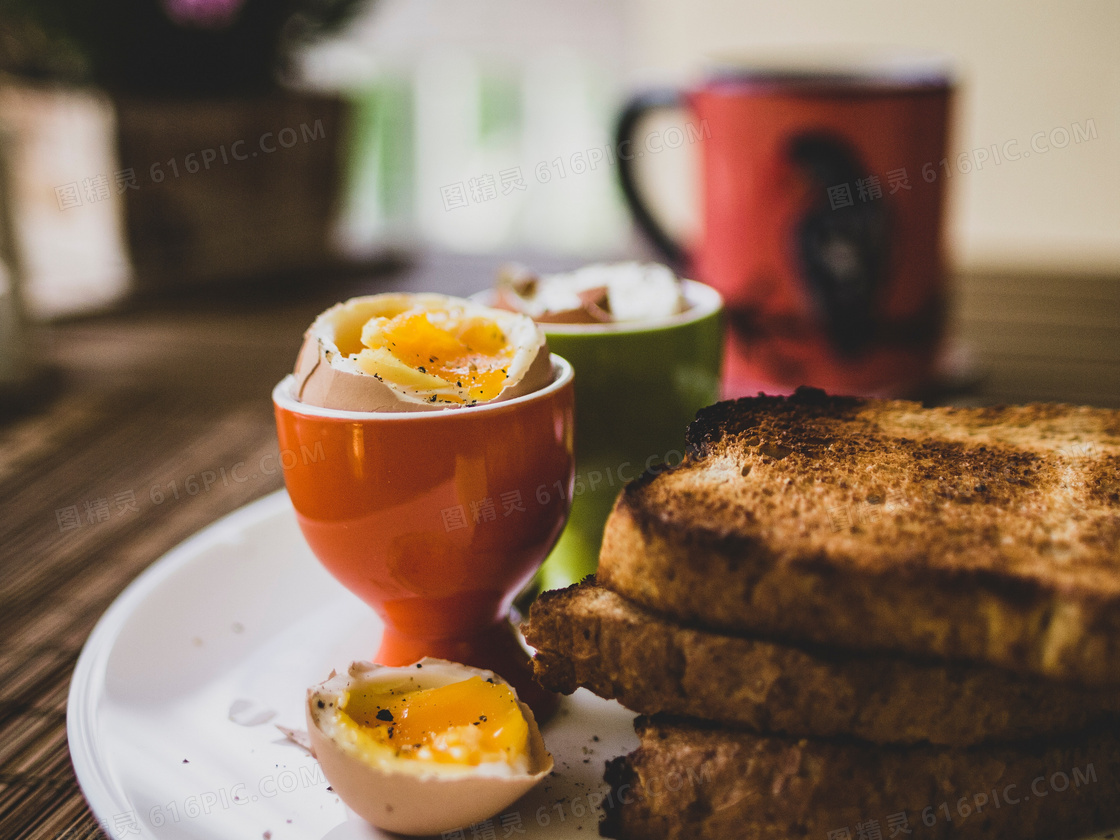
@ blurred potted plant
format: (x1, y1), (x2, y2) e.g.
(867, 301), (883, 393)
(0, 0), (367, 292)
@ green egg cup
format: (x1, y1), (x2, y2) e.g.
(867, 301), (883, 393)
(533, 280), (724, 592)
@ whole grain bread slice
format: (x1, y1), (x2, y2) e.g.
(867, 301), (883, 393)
(600, 716), (1120, 840)
(525, 580), (1120, 746)
(597, 388), (1120, 686)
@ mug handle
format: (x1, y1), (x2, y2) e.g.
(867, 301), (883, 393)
(614, 89), (688, 267)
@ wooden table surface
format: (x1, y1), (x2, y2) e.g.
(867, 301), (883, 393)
(1, 253), (1118, 840)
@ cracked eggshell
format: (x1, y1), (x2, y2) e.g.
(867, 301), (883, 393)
(493, 262), (687, 325)
(291, 293), (552, 412)
(306, 658), (553, 836)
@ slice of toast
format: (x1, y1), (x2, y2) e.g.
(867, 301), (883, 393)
(597, 388), (1120, 686)
(601, 716), (1120, 840)
(524, 580), (1120, 746)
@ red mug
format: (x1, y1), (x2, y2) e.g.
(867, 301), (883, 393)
(617, 65), (953, 397)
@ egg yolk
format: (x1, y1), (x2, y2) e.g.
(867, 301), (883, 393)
(354, 309), (514, 404)
(339, 677), (530, 767)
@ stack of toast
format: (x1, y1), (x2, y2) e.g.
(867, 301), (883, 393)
(525, 388), (1120, 839)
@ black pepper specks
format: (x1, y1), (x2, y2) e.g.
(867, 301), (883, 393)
(376, 708), (394, 722)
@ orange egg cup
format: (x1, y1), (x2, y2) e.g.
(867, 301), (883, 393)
(273, 357), (574, 717)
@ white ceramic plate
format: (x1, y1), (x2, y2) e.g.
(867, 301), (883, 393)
(68, 491), (1120, 840)
(68, 490), (639, 840)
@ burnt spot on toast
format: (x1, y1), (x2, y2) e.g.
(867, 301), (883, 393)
(1086, 454), (1120, 504)
(686, 388), (866, 461)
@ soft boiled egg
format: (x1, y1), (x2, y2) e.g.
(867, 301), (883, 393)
(292, 293), (552, 412)
(306, 659), (553, 836)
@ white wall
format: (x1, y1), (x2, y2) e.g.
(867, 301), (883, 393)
(622, 0), (1120, 273)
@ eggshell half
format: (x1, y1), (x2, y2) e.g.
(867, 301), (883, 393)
(292, 293), (552, 412)
(306, 658), (553, 836)
(494, 262), (688, 325)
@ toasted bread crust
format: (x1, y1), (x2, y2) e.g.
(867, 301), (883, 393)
(525, 581), (1120, 746)
(597, 389), (1120, 686)
(601, 716), (1120, 840)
